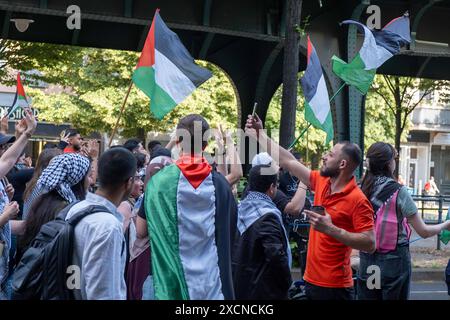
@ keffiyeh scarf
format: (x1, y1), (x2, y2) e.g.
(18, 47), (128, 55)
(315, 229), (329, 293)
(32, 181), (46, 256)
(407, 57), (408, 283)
(238, 191), (292, 268)
(23, 153), (91, 219)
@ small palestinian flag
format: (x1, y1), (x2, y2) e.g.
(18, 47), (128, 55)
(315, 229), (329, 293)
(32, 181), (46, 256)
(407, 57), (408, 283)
(332, 13), (410, 94)
(133, 10), (212, 119)
(8, 72), (29, 117)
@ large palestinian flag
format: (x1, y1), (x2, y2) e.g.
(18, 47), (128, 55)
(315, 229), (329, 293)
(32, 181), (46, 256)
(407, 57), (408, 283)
(133, 10), (212, 120)
(8, 72), (29, 117)
(144, 155), (235, 300)
(332, 13), (410, 94)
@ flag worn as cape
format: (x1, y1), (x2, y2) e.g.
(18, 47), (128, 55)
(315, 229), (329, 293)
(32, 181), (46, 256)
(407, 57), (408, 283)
(332, 13), (410, 94)
(300, 36), (334, 144)
(144, 155), (236, 300)
(8, 72), (28, 117)
(132, 10), (212, 120)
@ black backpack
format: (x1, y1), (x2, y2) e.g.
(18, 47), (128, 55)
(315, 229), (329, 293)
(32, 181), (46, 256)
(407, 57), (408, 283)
(12, 202), (109, 300)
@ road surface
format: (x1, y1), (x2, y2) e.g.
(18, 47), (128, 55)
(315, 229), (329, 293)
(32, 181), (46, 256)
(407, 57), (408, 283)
(410, 281), (449, 300)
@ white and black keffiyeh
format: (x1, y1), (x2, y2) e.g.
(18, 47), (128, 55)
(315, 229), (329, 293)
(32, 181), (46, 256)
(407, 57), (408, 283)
(23, 153), (91, 219)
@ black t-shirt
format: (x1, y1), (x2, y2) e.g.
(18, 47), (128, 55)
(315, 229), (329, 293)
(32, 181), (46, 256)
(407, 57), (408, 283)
(278, 169), (299, 198)
(138, 194), (146, 219)
(7, 167), (34, 216)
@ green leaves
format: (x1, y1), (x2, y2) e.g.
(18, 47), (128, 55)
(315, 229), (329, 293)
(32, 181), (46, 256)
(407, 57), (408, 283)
(366, 75), (450, 152)
(1, 41), (238, 137)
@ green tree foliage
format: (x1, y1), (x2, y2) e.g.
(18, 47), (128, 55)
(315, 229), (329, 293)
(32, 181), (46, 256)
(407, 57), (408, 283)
(365, 75), (450, 176)
(0, 40), (81, 85)
(3, 42), (238, 137)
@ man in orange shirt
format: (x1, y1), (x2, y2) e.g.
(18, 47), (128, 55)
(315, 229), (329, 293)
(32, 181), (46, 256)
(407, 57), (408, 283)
(246, 115), (375, 300)
(62, 129), (83, 153)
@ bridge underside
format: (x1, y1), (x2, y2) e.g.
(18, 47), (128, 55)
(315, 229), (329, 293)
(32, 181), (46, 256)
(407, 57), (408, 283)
(2, 0), (450, 163)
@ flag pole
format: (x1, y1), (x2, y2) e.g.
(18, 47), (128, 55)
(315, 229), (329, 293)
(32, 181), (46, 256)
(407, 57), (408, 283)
(288, 83), (346, 149)
(288, 123), (311, 149)
(328, 82), (346, 103)
(108, 80), (134, 147)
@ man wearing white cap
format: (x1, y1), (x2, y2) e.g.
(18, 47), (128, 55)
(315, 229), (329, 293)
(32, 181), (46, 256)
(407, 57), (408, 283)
(242, 152), (307, 218)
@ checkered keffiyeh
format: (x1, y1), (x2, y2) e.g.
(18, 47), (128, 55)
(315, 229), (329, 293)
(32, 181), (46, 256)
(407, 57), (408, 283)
(24, 153), (91, 219)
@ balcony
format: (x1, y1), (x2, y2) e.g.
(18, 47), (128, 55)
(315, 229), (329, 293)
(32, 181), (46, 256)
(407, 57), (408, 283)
(411, 107), (450, 132)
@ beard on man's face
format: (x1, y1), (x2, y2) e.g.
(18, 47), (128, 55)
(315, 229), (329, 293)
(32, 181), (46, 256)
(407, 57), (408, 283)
(320, 165), (339, 178)
(72, 143), (82, 151)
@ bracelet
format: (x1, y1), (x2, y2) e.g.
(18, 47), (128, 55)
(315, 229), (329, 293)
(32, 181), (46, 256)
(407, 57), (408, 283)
(24, 132), (32, 138)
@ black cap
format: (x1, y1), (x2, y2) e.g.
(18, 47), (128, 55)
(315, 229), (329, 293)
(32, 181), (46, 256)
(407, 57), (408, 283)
(150, 147), (171, 160)
(0, 133), (16, 145)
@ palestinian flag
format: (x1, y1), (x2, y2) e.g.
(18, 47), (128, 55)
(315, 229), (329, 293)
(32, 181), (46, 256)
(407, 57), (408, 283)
(8, 72), (29, 117)
(300, 36), (333, 144)
(144, 155), (235, 300)
(332, 13), (410, 94)
(133, 10), (212, 119)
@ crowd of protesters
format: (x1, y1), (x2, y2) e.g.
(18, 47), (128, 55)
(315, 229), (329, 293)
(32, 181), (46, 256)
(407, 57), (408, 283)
(0, 109), (449, 300)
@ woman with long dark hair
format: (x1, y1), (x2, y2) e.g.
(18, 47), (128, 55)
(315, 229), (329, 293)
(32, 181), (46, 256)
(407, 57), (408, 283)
(358, 142), (450, 300)
(23, 148), (62, 217)
(17, 153), (91, 261)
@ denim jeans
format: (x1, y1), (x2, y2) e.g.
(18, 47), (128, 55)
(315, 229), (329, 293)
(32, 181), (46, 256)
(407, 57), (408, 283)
(357, 245), (411, 300)
(142, 275), (155, 300)
(304, 281), (355, 300)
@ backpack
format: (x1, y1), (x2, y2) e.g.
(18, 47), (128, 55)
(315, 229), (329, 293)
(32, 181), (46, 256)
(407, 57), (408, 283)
(374, 189), (411, 253)
(11, 202), (109, 300)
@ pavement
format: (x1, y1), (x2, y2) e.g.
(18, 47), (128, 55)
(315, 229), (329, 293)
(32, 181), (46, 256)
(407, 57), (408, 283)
(290, 228), (450, 300)
(291, 267), (448, 282)
(291, 265), (449, 300)
(410, 281), (449, 300)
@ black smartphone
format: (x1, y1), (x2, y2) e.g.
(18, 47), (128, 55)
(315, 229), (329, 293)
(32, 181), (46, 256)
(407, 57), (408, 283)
(310, 205), (325, 216)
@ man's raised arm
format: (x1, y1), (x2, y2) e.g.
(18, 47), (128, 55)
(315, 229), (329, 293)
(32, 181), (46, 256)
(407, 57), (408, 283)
(0, 109), (37, 179)
(245, 114), (311, 187)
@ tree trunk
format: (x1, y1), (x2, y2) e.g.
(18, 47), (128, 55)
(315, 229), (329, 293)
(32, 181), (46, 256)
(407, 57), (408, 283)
(394, 78), (402, 179)
(279, 0), (302, 148)
(394, 109), (402, 179)
(137, 127), (146, 142)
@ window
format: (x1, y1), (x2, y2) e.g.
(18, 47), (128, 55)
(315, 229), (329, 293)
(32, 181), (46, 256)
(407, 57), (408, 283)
(421, 90), (434, 105)
(410, 148), (418, 159)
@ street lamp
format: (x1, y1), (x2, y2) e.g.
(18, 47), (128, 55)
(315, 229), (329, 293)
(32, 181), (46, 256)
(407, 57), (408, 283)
(10, 18), (34, 32)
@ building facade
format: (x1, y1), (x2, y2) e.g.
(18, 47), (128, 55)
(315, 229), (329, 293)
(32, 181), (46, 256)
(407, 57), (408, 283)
(400, 93), (450, 195)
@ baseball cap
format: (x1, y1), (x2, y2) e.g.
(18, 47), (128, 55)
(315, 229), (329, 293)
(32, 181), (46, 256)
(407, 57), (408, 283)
(0, 133), (16, 145)
(251, 152), (273, 167)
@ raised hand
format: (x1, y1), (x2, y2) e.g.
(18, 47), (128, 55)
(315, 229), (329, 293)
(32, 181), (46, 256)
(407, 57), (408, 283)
(214, 125), (225, 152)
(23, 108), (37, 136)
(245, 114), (263, 140)
(15, 118), (26, 137)
(60, 130), (71, 143)
(3, 201), (19, 221)
(25, 108), (37, 135)
(5, 183), (14, 201)
(81, 139), (99, 159)
(0, 116), (8, 134)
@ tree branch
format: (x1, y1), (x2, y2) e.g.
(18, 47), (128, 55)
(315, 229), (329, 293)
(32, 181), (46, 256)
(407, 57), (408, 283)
(384, 75), (397, 95)
(372, 87), (395, 114)
(400, 77), (413, 103)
